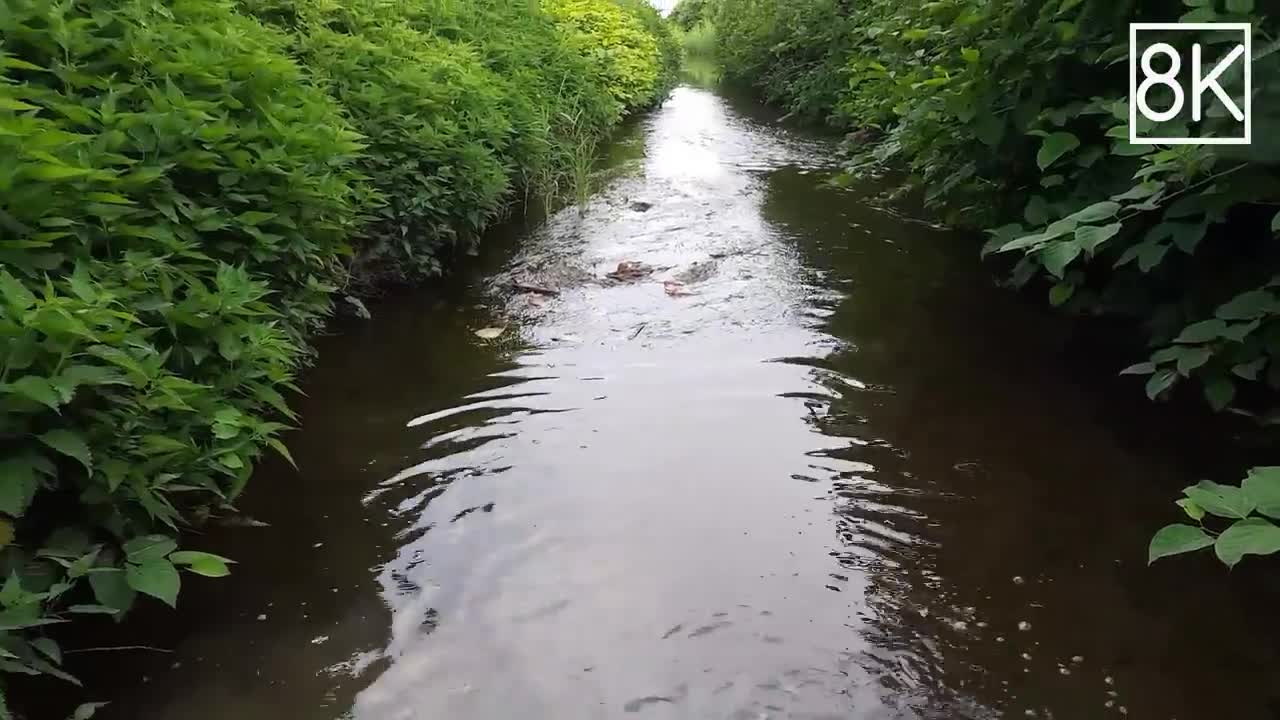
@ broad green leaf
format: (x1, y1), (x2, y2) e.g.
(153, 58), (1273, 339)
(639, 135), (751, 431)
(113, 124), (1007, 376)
(1243, 467), (1280, 519)
(1174, 319), (1228, 343)
(1148, 524), (1214, 563)
(1145, 368), (1177, 399)
(37, 430), (92, 474)
(1176, 346), (1212, 375)
(88, 570), (135, 614)
(0, 459), (39, 517)
(1216, 290), (1276, 321)
(168, 551), (234, 578)
(1049, 282), (1074, 306)
(123, 535), (177, 564)
(1036, 132), (1080, 170)
(1225, 0), (1253, 12)
(1069, 201), (1119, 223)
(1120, 361), (1156, 375)
(72, 702), (110, 720)
(1215, 518), (1280, 568)
(1272, 210), (1280, 233)
(1041, 241), (1081, 278)
(1184, 480), (1255, 519)
(125, 559), (180, 608)
(1204, 376), (1235, 411)
(1176, 498), (1206, 521)
(0, 270), (35, 311)
(1076, 223), (1121, 253)
(5, 377), (62, 410)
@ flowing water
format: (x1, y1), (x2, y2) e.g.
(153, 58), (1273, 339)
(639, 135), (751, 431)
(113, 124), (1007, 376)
(73, 83), (1280, 719)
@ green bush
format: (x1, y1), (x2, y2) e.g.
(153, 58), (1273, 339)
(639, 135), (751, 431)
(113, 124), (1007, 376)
(694, 0), (1280, 568)
(0, 0), (675, 710)
(0, 0), (369, 709)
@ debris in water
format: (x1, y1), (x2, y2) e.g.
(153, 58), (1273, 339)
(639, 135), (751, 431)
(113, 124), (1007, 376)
(1071, 655), (1084, 663)
(1012, 576), (1025, 585)
(1018, 621), (1032, 631)
(1059, 667), (1071, 676)
(606, 260), (655, 282)
(629, 200), (654, 212)
(1021, 652), (1032, 661)
(1104, 676), (1114, 686)
(256, 614), (267, 621)
(951, 621), (968, 631)
(664, 280), (695, 297)
(474, 327), (506, 340)
(511, 281), (560, 296)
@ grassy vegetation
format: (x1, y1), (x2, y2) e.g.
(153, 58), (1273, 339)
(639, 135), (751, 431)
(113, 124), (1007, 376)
(0, 0), (675, 712)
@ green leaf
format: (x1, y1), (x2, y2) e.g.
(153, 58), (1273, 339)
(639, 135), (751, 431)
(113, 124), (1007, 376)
(1176, 346), (1213, 375)
(1215, 518), (1280, 568)
(1149, 524), (1214, 563)
(1184, 480), (1255, 519)
(5, 377), (62, 410)
(1049, 282), (1074, 306)
(37, 430), (92, 474)
(1036, 132), (1080, 170)
(1204, 376), (1235, 411)
(1216, 290), (1276, 321)
(168, 551), (234, 578)
(0, 270), (36, 311)
(1272, 210), (1280, 234)
(1243, 467), (1280, 519)
(1075, 223), (1121, 253)
(1145, 368), (1178, 399)
(1069, 201), (1119, 223)
(125, 560), (180, 608)
(1174, 319), (1228, 343)
(1177, 498), (1206, 521)
(1120, 361), (1156, 375)
(1225, 0), (1253, 12)
(1041, 241), (1081, 278)
(0, 458), (39, 517)
(88, 570), (135, 614)
(72, 702), (110, 720)
(123, 535), (177, 564)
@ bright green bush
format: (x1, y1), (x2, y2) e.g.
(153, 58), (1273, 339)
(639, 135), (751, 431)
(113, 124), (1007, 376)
(241, 0), (516, 280)
(0, 0), (675, 710)
(0, 0), (369, 709)
(546, 0), (668, 111)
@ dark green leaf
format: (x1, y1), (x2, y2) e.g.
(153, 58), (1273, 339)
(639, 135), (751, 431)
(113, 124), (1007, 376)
(0, 459), (39, 517)
(1037, 132), (1080, 170)
(1204, 376), (1235, 411)
(1184, 480), (1255, 519)
(1175, 319), (1228, 344)
(1075, 223), (1121, 253)
(1145, 368), (1178, 399)
(1041, 241), (1081, 278)
(1148, 524), (1214, 563)
(37, 430), (92, 474)
(88, 570), (135, 615)
(1215, 518), (1280, 568)
(123, 535), (177, 564)
(125, 560), (180, 608)
(1243, 467), (1280, 519)
(168, 551), (234, 578)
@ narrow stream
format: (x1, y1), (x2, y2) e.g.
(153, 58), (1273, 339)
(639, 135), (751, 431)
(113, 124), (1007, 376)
(84, 83), (1280, 719)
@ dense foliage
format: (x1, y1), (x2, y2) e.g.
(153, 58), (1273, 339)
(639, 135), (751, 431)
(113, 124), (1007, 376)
(679, 0), (1280, 565)
(0, 0), (674, 711)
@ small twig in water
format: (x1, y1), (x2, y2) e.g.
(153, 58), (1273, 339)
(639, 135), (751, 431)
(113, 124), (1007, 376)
(629, 323), (648, 340)
(66, 645), (174, 655)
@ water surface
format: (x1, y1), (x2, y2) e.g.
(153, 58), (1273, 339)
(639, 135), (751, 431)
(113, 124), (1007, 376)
(81, 84), (1280, 719)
